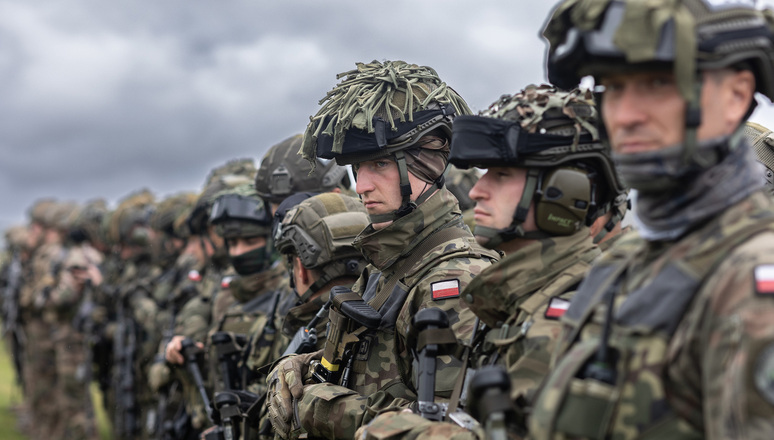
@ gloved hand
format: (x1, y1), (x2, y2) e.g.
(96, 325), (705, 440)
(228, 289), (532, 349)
(266, 350), (322, 438)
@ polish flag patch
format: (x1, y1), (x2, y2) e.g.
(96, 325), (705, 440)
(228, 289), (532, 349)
(754, 265), (774, 295)
(188, 270), (202, 282)
(545, 297), (571, 320)
(431, 279), (460, 300)
(221, 276), (233, 289)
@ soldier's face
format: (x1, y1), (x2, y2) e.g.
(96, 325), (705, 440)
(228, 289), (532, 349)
(226, 235), (266, 257)
(600, 69), (754, 154)
(469, 167), (537, 236)
(354, 157), (429, 230)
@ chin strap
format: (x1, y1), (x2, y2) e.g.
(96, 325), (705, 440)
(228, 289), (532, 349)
(367, 151), (443, 224)
(473, 168), (550, 248)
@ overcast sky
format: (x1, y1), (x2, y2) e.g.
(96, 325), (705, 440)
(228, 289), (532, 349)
(3, 0), (774, 242)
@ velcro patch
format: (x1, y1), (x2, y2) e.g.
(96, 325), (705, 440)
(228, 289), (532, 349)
(221, 276), (233, 289)
(431, 279), (460, 300)
(545, 297), (571, 320)
(188, 270), (202, 282)
(754, 265), (774, 295)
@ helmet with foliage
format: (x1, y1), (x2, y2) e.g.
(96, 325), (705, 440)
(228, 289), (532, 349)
(542, 0), (774, 189)
(255, 134), (351, 205)
(450, 84), (626, 248)
(275, 192), (368, 302)
(301, 60), (472, 223)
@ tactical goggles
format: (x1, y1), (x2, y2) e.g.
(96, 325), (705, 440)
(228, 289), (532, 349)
(449, 115), (595, 168)
(209, 194), (270, 225)
(315, 106), (455, 163)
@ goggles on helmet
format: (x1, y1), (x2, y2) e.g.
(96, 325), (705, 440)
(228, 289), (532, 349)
(315, 106), (455, 164)
(209, 194), (270, 225)
(449, 115), (596, 169)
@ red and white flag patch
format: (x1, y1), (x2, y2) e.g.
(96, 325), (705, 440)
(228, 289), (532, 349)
(431, 279), (460, 300)
(545, 297), (571, 320)
(754, 265), (774, 295)
(188, 270), (202, 282)
(221, 276), (233, 289)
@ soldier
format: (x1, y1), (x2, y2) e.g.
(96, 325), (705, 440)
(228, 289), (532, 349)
(357, 85), (626, 439)
(254, 134), (352, 215)
(19, 200), (77, 439)
(50, 203), (104, 440)
(525, 1), (774, 438)
(265, 60), (500, 439)
(744, 121), (774, 196)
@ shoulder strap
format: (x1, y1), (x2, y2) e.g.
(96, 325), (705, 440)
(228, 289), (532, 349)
(367, 225), (470, 312)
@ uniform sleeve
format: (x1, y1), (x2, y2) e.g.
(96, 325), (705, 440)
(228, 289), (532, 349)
(699, 238), (774, 439)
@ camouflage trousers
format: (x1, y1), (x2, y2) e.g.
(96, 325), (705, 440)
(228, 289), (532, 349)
(22, 317), (58, 439)
(53, 324), (100, 440)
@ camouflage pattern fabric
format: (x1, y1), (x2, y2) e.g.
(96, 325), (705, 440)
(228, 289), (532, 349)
(49, 243), (103, 440)
(360, 229), (600, 440)
(529, 191), (774, 439)
(289, 188), (499, 439)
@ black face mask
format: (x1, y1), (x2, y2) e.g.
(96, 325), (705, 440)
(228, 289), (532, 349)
(229, 246), (269, 276)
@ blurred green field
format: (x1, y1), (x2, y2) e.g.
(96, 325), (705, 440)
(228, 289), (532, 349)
(0, 338), (112, 440)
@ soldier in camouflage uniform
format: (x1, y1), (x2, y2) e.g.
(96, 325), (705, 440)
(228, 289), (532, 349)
(444, 166), (479, 231)
(525, 1), (774, 438)
(20, 200), (77, 439)
(266, 60), (500, 439)
(358, 85), (627, 439)
(744, 121), (774, 196)
(162, 162), (257, 436)
(50, 202), (105, 440)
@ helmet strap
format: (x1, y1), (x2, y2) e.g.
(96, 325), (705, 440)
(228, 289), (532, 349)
(681, 78), (704, 168)
(367, 150), (440, 224)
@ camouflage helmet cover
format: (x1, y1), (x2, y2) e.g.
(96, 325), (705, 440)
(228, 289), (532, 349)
(254, 134), (350, 204)
(543, 0), (774, 105)
(151, 192), (198, 238)
(188, 168), (255, 235)
(27, 198), (57, 226)
(110, 189), (155, 245)
(71, 198), (108, 244)
(275, 192), (368, 271)
(5, 225), (29, 252)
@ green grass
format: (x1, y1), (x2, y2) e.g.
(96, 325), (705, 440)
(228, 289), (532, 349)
(0, 337), (113, 440)
(0, 340), (28, 440)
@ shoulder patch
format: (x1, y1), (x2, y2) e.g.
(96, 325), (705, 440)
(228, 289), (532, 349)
(754, 265), (774, 295)
(545, 297), (571, 320)
(431, 279), (460, 300)
(221, 276), (233, 289)
(188, 270), (202, 282)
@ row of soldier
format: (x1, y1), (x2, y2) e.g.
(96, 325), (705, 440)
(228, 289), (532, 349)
(5, 1), (774, 439)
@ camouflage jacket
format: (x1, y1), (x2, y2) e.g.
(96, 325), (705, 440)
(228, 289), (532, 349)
(529, 191), (774, 439)
(358, 230), (600, 440)
(296, 188), (499, 439)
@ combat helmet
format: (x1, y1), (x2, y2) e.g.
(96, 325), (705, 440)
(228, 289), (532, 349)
(450, 85), (626, 248)
(300, 60), (472, 223)
(70, 198), (109, 245)
(275, 192), (368, 302)
(110, 189), (156, 247)
(743, 121), (774, 195)
(255, 134), (351, 205)
(188, 160), (257, 236)
(151, 192), (198, 239)
(27, 198), (58, 228)
(542, 0), (774, 189)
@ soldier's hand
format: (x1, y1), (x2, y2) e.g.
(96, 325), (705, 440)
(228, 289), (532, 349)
(266, 350), (321, 438)
(165, 335), (203, 365)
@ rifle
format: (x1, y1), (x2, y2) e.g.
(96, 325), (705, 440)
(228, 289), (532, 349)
(468, 365), (516, 440)
(2, 252), (25, 393)
(113, 288), (140, 439)
(412, 307), (450, 421)
(181, 338), (215, 425)
(281, 298), (331, 357)
(74, 279), (98, 439)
